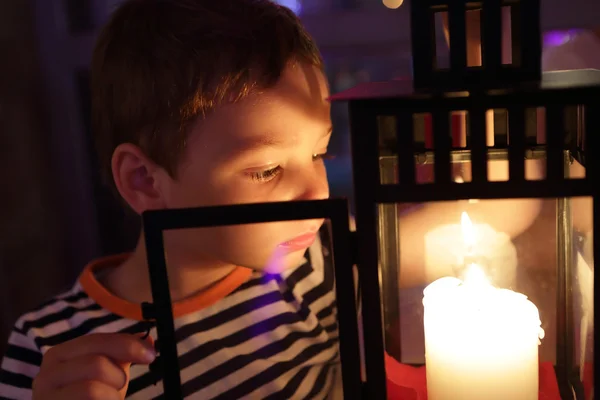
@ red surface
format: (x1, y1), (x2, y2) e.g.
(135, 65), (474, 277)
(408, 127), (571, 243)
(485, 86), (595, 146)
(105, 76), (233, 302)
(583, 361), (594, 400)
(385, 353), (569, 400)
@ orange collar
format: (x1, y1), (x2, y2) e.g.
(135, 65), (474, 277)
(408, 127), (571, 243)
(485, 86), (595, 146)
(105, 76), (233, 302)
(79, 254), (253, 321)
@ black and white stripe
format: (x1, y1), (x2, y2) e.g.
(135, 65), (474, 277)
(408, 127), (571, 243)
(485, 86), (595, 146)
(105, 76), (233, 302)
(0, 230), (340, 399)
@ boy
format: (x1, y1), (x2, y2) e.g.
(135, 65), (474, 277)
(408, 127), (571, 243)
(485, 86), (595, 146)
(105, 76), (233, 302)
(0, 0), (339, 398)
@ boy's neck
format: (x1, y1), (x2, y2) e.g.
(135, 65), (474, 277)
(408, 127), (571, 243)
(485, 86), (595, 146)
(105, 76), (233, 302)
(100, 234), (238, 304)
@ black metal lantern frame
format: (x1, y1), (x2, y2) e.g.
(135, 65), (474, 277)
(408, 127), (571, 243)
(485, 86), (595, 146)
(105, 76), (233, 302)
(140, 199), (363, 399)
(325, 0), (600, 396)
(336, 70), (600, 399)
(411, 0), (541, 91)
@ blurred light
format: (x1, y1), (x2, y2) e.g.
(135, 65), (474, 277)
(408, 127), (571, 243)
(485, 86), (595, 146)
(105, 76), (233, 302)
(383, 0), (404, 9)
(543, 29), (583, 48)
(273, 0), (302, 14)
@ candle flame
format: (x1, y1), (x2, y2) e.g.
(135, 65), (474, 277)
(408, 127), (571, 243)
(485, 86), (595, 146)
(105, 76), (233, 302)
(463, 263), (490, 286)
(461, 212), (476, 248)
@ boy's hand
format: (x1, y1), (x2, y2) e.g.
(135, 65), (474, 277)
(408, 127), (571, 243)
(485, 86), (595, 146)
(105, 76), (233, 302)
(32, 333), (156, 400)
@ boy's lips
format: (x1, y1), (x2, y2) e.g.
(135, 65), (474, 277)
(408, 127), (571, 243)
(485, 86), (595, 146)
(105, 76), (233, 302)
(278, 232), (318, 252)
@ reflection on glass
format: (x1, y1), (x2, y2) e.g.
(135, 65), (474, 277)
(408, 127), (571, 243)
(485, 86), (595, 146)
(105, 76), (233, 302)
(423, 211), (518, 288)
(570, 159), (594, 400)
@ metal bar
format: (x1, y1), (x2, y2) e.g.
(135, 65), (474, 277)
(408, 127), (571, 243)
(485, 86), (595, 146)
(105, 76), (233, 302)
(576, 105), (586, 156)
(381, 145), (548, 166)
(519, 0), (541, 75)
(396, 112), (416, 185)
(555, 152), (575, 400)
(328, 204), (363, 399)
(376, 179), (592, 203)
(143, 217), (183, 399)
(345, 86), (600, 116)
(546, 105), (565, 181)
(348, 102), (388, 399)
(584, 102), (598, 170)
(469, 107), (488, 182)
(433, 110), (452, 183)
(508, 106), (526, 180)
(410, 0), (434, 88)
(448, 0), (466, 71)
(481, 0), (502, 72)
(509, 2), (522, 66)
(376, 203), (402, 362)
(143, 199), (347, 231)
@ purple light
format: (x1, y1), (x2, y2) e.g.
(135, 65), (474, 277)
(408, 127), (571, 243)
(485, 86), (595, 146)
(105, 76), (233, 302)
(273, 0), (302, 14)
(543, 29), (584, 48)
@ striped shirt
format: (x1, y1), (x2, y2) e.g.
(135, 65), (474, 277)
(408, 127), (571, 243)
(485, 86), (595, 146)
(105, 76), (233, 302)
(0, 231), (342, 399)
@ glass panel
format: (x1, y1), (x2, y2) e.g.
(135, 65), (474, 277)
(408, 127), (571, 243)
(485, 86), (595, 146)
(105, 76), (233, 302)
(142, 219), (345, 399)
(569, 158), (593, 400)
(378, 155), (593, 400)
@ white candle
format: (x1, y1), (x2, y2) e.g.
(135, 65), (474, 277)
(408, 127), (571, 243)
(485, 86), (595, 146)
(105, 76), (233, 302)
(424, 212), (518, 288)
(423, 265), (544, 400)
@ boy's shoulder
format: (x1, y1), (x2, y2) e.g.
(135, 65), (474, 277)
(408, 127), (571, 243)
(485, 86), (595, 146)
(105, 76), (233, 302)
(0, 282), (95, 397)
(12, 282), (99, 346)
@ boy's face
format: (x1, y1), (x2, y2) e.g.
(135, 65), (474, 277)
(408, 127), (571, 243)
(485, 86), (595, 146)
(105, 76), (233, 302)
(157, 62), (331, 272)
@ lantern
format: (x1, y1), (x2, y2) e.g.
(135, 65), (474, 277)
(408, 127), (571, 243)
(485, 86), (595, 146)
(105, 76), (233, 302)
(328, 0), (599, 399)
(140, 0), (599, 398)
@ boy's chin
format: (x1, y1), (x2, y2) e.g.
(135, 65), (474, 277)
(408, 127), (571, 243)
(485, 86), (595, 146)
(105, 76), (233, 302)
(255, 248), (308, 274)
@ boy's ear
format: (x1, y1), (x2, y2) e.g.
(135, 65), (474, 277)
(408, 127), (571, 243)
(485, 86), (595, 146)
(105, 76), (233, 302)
(111, 143), (167, 214)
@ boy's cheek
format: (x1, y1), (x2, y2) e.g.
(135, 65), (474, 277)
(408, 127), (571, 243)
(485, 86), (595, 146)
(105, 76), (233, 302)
(163, 222), (308, 271)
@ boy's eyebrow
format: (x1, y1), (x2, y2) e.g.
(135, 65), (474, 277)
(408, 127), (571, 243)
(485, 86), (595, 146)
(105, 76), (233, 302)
(231, 126), (333, 154)
(232, 134), (290, 153)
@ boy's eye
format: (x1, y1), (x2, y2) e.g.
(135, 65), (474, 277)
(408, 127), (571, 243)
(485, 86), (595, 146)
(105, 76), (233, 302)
(247, 154), (335, 183)
(248, 166), (282, 183)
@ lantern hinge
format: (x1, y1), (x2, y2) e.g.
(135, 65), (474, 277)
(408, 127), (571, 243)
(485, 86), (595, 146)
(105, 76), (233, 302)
(140, 302), (162, 386)
(141, 301), (156, 321)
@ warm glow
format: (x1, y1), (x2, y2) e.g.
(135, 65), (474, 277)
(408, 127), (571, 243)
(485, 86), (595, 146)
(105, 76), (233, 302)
(461, 211), (476, 248)
(383, 0), (404, 9)
(423, 271), (545, 399)
(463, 263), (490, 287)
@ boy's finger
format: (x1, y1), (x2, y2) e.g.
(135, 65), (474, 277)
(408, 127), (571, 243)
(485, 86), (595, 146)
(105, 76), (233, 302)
(35, 354), (127, 392)
(42, 333), (156, 367)
(117, 361), (133, 399)
(51, 380), (121, 400)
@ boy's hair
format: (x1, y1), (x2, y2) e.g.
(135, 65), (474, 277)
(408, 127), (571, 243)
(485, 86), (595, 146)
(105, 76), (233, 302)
(91, 0), (323, 188)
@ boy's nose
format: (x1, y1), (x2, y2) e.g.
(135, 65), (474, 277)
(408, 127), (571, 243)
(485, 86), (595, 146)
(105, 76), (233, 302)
(297, 175), (329, 201)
